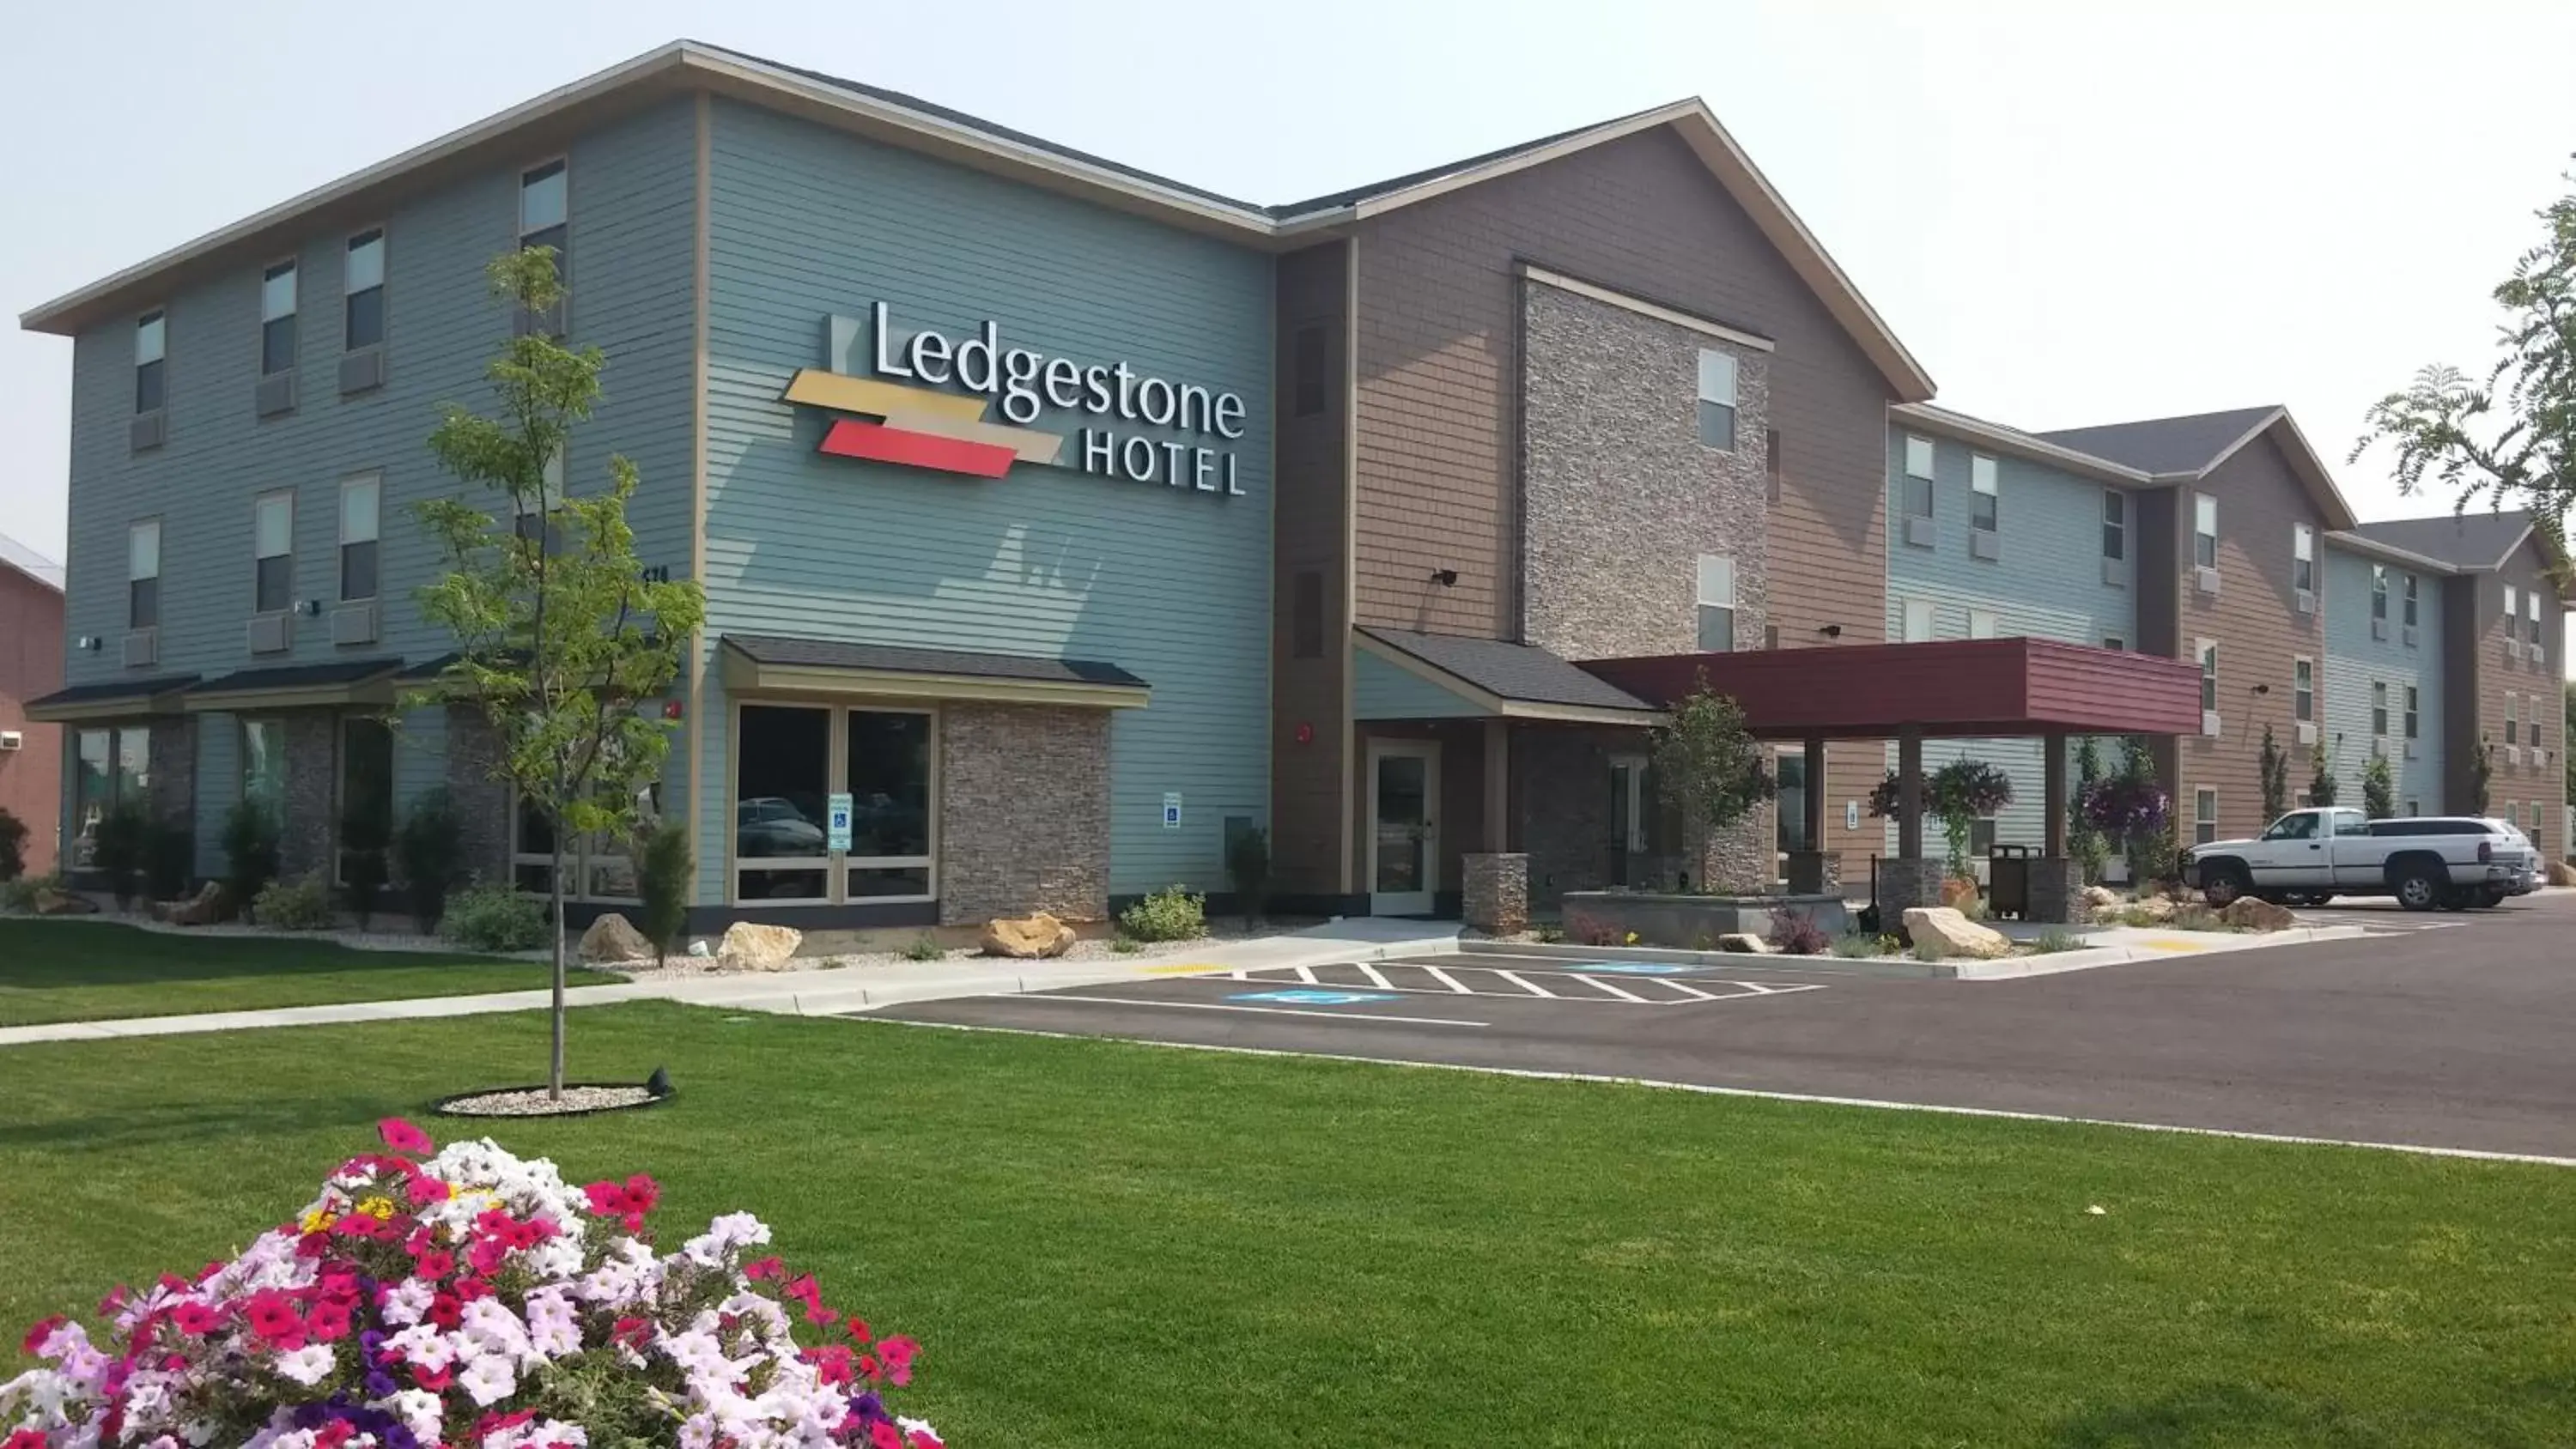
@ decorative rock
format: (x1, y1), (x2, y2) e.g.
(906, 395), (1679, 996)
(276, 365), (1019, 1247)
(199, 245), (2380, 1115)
(981, 912), (1075, 959)
(715, 921), (803, 971)
(1715, 932), (1774, 955)
(1939, 875), (1982, 912)
(580, 912), (656, 964)
(2080, 885), (2123, 912)
(2219, 896), (2296, 932)
(160, 881), (229, 927)
(33, 887), (98, 916)
(1900, 906), (2013, 961)
(2129, 896), (2178, 924)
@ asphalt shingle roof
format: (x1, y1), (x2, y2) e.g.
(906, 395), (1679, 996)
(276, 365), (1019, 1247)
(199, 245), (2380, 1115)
(0, 533), (63, 591)
(725, 634), (1147, 690)
(1358, 628), (1657, 712)
(2346, 510), (2536, 570)
(2035, 406), (2282, 476)
(187, 658), (405, 694)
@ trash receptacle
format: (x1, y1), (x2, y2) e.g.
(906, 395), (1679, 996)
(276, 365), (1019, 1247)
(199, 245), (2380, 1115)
(1988, 844), (2037, 920)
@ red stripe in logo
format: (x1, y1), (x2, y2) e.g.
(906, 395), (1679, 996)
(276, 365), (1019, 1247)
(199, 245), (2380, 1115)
(817, 419), (1017, 478)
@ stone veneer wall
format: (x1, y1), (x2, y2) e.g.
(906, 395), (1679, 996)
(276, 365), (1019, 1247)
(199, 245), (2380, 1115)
(146, 716), (197, 836)
(1520, 279), (1771, 662)
(442, 705), (514, 888)
(938, 703), (1111, 925)
(1514, 726), (1771, 906)
(279, 712), (340, 880)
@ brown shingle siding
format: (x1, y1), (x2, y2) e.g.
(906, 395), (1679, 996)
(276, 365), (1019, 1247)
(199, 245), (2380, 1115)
(1268, 242), (1354, 898)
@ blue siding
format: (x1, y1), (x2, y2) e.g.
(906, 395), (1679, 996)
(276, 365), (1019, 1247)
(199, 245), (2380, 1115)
(1352, 647), (1485, 719)
(2320, 546), (2444, 811)
(698, 100), (1274, 901)
(56, 101), (699, 850)
(1883, 425), (2137, 849)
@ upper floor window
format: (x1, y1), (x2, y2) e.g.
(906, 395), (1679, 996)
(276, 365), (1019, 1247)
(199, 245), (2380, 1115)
(2198, 640), (2218, 712)
(1967, 608), (1999, 640)
(1695, 349), (1737, 451)
(2505, 693), (2519, 745)
(127, 520), (161, 631)
(2293, 524), (2315, 594)
(1969, 454), (1998, 533)
(2403, 573), (2419, 628)
(2526, 589), (2544, 650)
(2502, 584), (2518, 634)
(134, 311), (166, 415)
(339, 474), (380, 603)
(2404, 684), (2420, 741)
(1291, 324), (1326, 417)
(2370, 562), (2388, 620)
(2101, 490), (2127, 561)
(2371, 682), (2389, 738)
(253, 491), (295, 615)
(260, 259), (298, 377)
(1695, 554), (1735, 651)
(2293, 658), (2313, 722)
(1901, 435), (1935, 521)
(1902, 597), (1935, 643)
(345, 229), (386, 351)
(2193, 494), (2218, 568)
(519, 161), (568, 334)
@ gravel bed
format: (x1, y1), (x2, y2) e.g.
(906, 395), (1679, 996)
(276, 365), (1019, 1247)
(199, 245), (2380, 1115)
(611, 919), (1314, 980)
(3, 909), (545, 960)
(436, 1085), (659, 1117)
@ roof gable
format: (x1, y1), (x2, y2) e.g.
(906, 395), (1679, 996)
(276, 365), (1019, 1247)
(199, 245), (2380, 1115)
(2034, 406), (2354, 530)
(2346, 509), (2535, 571)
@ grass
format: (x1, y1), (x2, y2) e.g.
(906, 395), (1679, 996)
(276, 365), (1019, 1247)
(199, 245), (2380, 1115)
(3, 1005), (2573, 1446)
(0, 919), (618, 1027)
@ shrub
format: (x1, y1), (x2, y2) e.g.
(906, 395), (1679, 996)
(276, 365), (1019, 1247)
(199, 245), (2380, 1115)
(393, 788), (468, 934)
(901, 934), (944, 962)
(341, 796), (393, 931)
(1118, 883), (1206, 943)
(2361, 752), (2397, 821)
(2, 872), (64, 913)
(635, 820), (692, 966)
(2026, 928), (2088, 955)
(443, 882), (550, 952)
(1911, 934), (1950, 963)
(1829, 931), (1888, 959)
(251, 871), (336, 931)
(222, 799), (282, 920)
(1531, 922), (1564, 944)
(146, 820), (194, 901)
(2170, 904), (2239, 933)
(1767, 905), (1831, 955)
(0, 806), (26, 883)
(1109, 934), (1143, 955)
(92, 802), (151, 909)
(1225, 824), (1271, 925)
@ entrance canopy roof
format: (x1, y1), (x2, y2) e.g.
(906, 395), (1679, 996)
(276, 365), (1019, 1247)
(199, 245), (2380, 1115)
(1580, 638), (2203, 740)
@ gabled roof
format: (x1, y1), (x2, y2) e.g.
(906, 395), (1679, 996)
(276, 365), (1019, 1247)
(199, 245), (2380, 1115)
(2034, 405), (2357, 530)
(1890, 403), (2153, 486)
(1355, 628), (1661, 724)
(2345, 510), (2536, 572)
(17, 44), (1935, 399)
(0, 533), (63, 591)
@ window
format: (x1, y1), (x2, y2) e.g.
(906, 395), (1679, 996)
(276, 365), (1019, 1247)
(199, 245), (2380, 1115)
(253, 492), (294, 614)
(2296, 524), (2317, 595)
(127, 520), (160, 631)
(732, 702), (934, 905)
(1969, 454), (1999, 533)
(2403, 684), (2419, 741)
(2195, 788), (2217, 846)
(339, 475), (380, 603)
(1291, 324), (1326, 417)
(2502, 584), (2518, 635)
(2371, 682), (2388, 739)
(2103, 635), (2125, 651)
(519, 160), (568, 331)
(70, 726), (150, 870)
(2505, 693), (2518, 745)
(515, 450), (567, 549)
(2293, 658), (2313, 723)
(1969, 818), (1998, 857)
(2199, 640), (2218, 712)
(135, 311), (167, 415)
(844, 711), (933, 899)
(1775, 749), (1809, 858)
(1765, 428), (1783, 505)
(240, 718), (288, 820)
(1695, 555), (1735, 651)
(1695, 349), (1738, 450)
(1902, 597), (1935, 643)
(2403, 573), (2419, 628)
(2194, 494), (2218, 568)
(513, 784), (648, 901)
(260, 260), (297, 376)
(344, 229), (386, 351)
(2371, 562), (2389, 620)
(1967, 608), (1998, 640)
(336, 717), (395, 887)
(1902, 435), (1935, 522)
(2263, 813), (2319, 841)
(2101, 490), (2127, 561)
(2527, 590), (2545, 651)
(2404, 799), (2420, 817)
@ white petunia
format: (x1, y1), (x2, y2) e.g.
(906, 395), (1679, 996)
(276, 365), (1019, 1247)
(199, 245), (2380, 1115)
(271, 1345), (337, 1387)
(388, 1389), (445, 1446)
(380, 1278), (434, 1327)
(456, 1355), (517, 1408)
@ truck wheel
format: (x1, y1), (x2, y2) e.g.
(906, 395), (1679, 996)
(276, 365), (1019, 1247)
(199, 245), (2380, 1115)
(2201, 864), (2249, 907)
(2439, 890), (2471, 912)
(2394, 866), (2442, 912)
(2481, 887), (2508, 908)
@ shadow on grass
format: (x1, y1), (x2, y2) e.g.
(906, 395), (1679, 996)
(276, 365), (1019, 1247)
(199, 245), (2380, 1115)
(2050, 1382), (2388, 1447)
(0, 920), (508, 987)
(0, 1093), (401, 1155)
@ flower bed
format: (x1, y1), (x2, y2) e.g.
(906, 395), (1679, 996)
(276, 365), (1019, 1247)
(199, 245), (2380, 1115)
(3, 1121), (940, 1449)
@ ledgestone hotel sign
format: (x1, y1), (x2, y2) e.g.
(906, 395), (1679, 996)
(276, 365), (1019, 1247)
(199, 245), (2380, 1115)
(781, 305), (1249, 498)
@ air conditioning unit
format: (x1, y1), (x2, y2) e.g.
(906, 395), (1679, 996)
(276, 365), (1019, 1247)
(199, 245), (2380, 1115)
(122, 627), (158, 670)
(2202, 709), (2222, 738)
(2370, 736), (2387, 758)
(246, 612), (293, 655)
(0, 730), (21, 752)
(331, 600), (380, 647)
(2295, 720), (2318, 748)
(2402, 625), (2419, 648)
(2295, 589), (2316, 615)
(2403, 738), (2420, 759)
(2194, 566), (2221, 597)
(2505, 744), (2524, 767)
(2370, 617), (2388, 640)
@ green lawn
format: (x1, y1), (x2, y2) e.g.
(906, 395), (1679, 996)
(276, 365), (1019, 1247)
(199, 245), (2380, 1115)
(0, 919), (618, 1026)
(2, 1006), (2572, 1446)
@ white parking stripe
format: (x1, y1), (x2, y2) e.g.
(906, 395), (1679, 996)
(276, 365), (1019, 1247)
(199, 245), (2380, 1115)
(1420, 965), (1477, 995)
(1490, 970), (1557, 998)
(1354, 962), (1395, 990)
(1292, 964), (1319, 985)
(1570, 973), (1646, 1003)
(1014, 994), (1488, 1028)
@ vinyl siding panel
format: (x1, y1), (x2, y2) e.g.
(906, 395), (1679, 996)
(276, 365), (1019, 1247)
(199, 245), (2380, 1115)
(700, 100), (1273, 903)
(1268, 243), (1352, 897)
(2469, 538), (2567, 849)
(1351, 646), (1484, 719)
(2319, 546), (2442, 812)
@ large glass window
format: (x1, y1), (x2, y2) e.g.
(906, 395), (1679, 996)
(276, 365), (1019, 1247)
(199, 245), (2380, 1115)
(340, 475), (380, 603)
(135, 311), (166, 415)
(845, 710), (933, 899)
(732, 703), (936, 905)
(2101, 489), (2126, 561)
(73, 726), (151, 870)
(1695, 555), (1735, 652)
(344, 229), (386, 351)
(128, 519), (161, 631)
(337, 717), (394, 887)
(260, 259), (298, 376)
(240, 718), (288, 818)
(2194, 494), (2218, 568)
(735, 704), (832, 902)
(1969, 454), (1998, 533)
(1696, 349), (1738, 451)
(512, 781), (648, 902)
(1775, 749), (1809, 859)
(254, 491), (294, 614)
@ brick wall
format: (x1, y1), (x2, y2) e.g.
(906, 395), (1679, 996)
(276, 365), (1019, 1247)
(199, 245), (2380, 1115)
(0, 567), (64, 874)
(938, 702), (1110, 924)
(443, 705), (513, 888)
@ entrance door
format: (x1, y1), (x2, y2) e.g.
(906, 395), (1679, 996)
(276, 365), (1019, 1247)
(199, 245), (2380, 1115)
(1607, 754), (1647, 888)
(1367, 739), (1441, 916)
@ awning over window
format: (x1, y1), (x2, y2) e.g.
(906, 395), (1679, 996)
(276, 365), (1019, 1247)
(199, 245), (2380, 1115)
(1354, 628), (1662, 726)
(183, 658), (406, 712)
(719, 634), (1150, 710)
(22, 674), (200, 723)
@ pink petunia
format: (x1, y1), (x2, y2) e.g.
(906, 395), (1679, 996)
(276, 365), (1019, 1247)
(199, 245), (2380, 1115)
(414, 1250), (454, 1281)
(869, 1422), (905, 1449)
(908, 1431), (943, 1449)
(167, 1302), (222, 1337)
(844, 1314), (870, 1343)
(743, 1257), (785, 1282)
(306, 1300), (354, 1343)
(877, 1336), (919, 1388)
(377, 1119), (434, 1155)
(407, 1174), (452, 1207)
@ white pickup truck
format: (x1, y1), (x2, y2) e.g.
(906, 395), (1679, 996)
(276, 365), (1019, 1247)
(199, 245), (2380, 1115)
(2182, 808), (2540, 912)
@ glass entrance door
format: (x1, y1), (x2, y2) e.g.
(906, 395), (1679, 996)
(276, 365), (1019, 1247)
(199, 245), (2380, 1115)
(1367, 740), (1440, 916)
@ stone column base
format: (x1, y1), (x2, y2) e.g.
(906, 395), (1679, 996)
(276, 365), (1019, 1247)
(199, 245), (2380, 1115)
(1871, 857), (1945, 925)
(2026, 857), (2086, 925)
(1462, 852), (1529, 934)
(1786, 850), (1840, 896)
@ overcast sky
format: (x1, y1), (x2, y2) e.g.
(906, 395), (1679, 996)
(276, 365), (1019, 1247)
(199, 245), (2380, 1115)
(6, 0), (2573, 661)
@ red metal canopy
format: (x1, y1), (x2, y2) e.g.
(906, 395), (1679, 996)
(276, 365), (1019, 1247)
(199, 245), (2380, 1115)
(1579, 637), (2204, 739)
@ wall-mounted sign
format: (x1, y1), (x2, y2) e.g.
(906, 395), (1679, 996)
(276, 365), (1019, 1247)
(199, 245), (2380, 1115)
(1844, 800), (1862, 832)
(781, 304), (1248, 497)
(1162, 792), (1184, 829)
(827, 792), (854, 853)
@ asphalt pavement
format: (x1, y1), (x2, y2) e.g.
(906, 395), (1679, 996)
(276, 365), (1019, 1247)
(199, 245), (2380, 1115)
(874, 890), (2576, 1160)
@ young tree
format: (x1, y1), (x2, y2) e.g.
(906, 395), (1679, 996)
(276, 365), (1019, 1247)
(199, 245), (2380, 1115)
(2257, 724), (2291, 822)
(2069, 737), (2110, 883)
(2080, 737), (2172, 888)
(2361, 752), (2397, 821)
(2354, 167), (2573, 583)
(2469, 737), (2494, 814)
(1650, 679), (1775, 888)
(411, 248), (705, 1100)
(2308, 746), (2341, 808)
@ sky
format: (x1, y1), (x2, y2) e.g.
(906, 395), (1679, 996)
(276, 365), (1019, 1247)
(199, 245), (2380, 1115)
(4, 0), (2573, 664)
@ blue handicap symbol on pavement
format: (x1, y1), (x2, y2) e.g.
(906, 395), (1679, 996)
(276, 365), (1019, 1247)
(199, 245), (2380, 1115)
(1566, 961), (1695, 975)
(1228, 990), (1400, 1006)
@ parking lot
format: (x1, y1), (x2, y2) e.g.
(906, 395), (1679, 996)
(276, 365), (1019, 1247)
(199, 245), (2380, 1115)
(878, 889), (2576, 1160)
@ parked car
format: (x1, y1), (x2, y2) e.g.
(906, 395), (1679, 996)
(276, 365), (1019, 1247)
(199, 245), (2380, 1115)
(736, 796), (827, 858)
(2182, 808), (2537, 912)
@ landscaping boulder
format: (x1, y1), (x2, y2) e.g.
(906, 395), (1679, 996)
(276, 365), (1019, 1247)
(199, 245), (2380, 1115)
(580, 912), (656, 964)
(157, 881), (229, 927)
(2127, 896), (2178, 925)
(33, 887), (97, 916)
(1900, 906), (2012, 961)
(980, 912), (1075, 959)
(1939, 875), (1981, 912)
(715, 921), (803, 971)
(1714, 932), (1773, 955)
(2219, 896), (2296, 932)
(2080, 884), (2122, 913)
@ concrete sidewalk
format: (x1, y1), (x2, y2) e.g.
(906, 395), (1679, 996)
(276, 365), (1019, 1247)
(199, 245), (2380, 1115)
(0, 917), (1462, 1046)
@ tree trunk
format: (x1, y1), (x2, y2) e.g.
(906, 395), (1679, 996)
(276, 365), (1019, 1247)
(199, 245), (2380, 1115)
(550, 829), (567, 1100)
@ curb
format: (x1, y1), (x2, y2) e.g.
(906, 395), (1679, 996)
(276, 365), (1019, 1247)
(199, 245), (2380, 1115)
(1946, 925), (2373, 979)
(1472, 940), (1941, 981)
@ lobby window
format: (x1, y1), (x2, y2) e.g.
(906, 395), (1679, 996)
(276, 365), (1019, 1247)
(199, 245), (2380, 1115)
(2293, 658), (2313, 723)
(2370, 562), (2388, 621)
(1970, 454), (1999, 535)
(1774, 749), (1808, 858)
(1695, 554), (1735, 652)
(519, 159), (568, 333)
(240, 718), (288, 819)
(2404, 684), (2419, 741)
(339, 474), (380, 603)
(513, 785), (647, 902)
(1967, 608), (1998, 640)
(134, 311), (167, 415)
(127, 519), (161, 631)
(71, 726), (150, 870)
(844, 710), (933, 900)
(2371, 682), (2389, 740)
(1291, 324), (1327, 417)
(2194, 494), (2218, 569)
(2403, 572), (2419, 629)
(2198, 640), (2218, 712)
(344, 228), (386, 351)
(1695, 349), (1738, 451)
(336, 716), (395, 888)
(260, 259), (298, 377)
(2195, 788), (2217, 846)
(2102, 489), (2127, 562)
(1902, 435), (1935, 524)
(1902, 597), (1935, 643)
(732, 703), (935, 906)
(1291, 570), (1323, 658)
(2294, 524), (2317, 596)
(253, 491), (295, 615)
